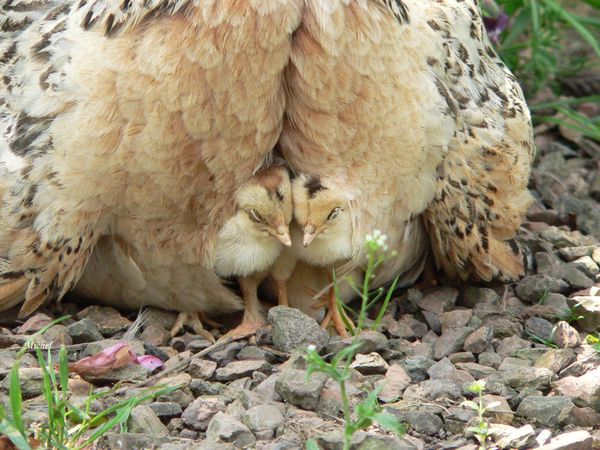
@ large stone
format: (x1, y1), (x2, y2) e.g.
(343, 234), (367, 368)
(536, 430), (593, 450)
(77, 305), (132, 336)
(497, 366), (554, 391)
(385, 410), (443, 436)
(268, 306), (329, 352)
(534, 348), (576, 373)
(349, 352), (389, 375)
(376, 363), (411, 403)
(66, 318), (104, 343)
(440, 310), (474, 334)
(524, 317), (554, 341)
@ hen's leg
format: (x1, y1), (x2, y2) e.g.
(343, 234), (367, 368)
(170, 312), (216, 342)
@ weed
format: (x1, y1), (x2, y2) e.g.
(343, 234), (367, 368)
(463, 380), (501, 448)
(0, 320), (179, 449)
(305, 232), (406, 450)
(586, 332), (600, 352)
(556, 306), (585, 324)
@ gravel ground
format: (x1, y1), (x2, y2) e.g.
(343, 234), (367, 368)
(0, 126), (599, 449)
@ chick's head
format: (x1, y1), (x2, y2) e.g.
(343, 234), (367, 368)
(235, 165), (292, 246)
(292, 175), (352, 248)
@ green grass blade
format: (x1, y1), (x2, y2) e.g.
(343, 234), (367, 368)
(0, 420), (32, 450)
(8, 360), (25, 438)
(541, 0), (600, 58)
(372, 275), (400, 331)
(306, 438), (320, 450)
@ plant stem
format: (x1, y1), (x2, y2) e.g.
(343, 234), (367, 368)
(341, 380), (352, 450)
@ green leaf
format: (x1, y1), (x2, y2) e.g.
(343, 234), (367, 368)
(306, 438), (320, 450)
(373, 412), (407, 436)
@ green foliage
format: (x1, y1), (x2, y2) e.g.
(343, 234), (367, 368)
(305, 232), (406, 450)
(486, 0), (600, 142)
(462, 381), (501, 447)
(0, 324), (179, 450)
(586, 332), (600, 352)
(487, 0), (600, 96)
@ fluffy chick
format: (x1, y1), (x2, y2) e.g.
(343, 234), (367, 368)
(291, 174), (355, 337)
(214, 165), (292, 337)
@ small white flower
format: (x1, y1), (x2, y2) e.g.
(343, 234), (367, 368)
(307, 344), (316, 352)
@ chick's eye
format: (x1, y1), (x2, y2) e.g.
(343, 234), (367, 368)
(327, 207), (341, 221)
(248, 209), (264, 224)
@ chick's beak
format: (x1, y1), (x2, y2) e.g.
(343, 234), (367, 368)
(303, 224), (317, 247)
(275, 225), (292, 247)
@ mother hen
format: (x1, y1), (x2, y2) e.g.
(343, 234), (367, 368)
(0, 0), (534, 323)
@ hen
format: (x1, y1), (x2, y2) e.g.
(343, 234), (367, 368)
(280, 0), (534, 292)
(0, 1), (301, 323)
(0, 0), (534, 324)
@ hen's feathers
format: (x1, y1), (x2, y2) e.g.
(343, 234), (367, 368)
(0, 0), (303, 315)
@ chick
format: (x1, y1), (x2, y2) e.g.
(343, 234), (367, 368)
(291, 175), (355, 337)
(214, 164), (292, 337)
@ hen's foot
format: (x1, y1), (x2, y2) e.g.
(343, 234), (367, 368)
(170, 312), (215, 343)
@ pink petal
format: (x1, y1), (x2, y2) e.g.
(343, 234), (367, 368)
(136, 355), (164, 371)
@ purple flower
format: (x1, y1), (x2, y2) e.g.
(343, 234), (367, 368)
(484, 12), (510, 44)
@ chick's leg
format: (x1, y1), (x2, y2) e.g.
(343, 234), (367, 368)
(312, 271), (352, 338)
(275, 278), (289, 307)
(221, 275), (266, 340)
(170, 312), (216, 343)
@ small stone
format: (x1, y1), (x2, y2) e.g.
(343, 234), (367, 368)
(444, 407), (477, 434)
(215, 360), (272, 382)
(536, 430), (593, 450)
(552, 366), (600, 410)
(440, 310), (474, 334)
(400, 355), (435, 382)
(206, 412), (256, 448)
(325, 331), (387, 355)
(403, 379), (463, 402)
(0, 368), (44, 398)
(207, 340), (246, 365)
(593, 247), (600, 265)
(552, 321), (581, 348)
(516, 275), (570, 303)
(427, 357), (458, 380)
(421, 311), (441, 334)
(498, 357), (531, 371)
(128, 405), (169, 436)
(496, 336), (531, 359)
(317, 388), (342, 418)
(509, 348), (548, 364)
(433, 327), (473, 360)
(140, 324), (170, 347)
(349, 352), (389, 375)
(77, 305), (132, 336)
(38, 325), (72, 347)
(464, 326), (493, 354)
(386, 410), (444, 436)
(417, 287), (459, 314)
(455, 362), (496, 379)
(540, 226), (585, 248)
(147, 402), (182, 419)
(460, 287), (500, 308)
(448, 352), (475, 364)
(237, 346), (278, 363)
(571, 256), (599, 278)
(483, 315), (524, 338)
(516, 396), (574, 427)
(268, 306), (329, 352)
(563, 406), (600, 428)
(491, 424), (537, 449)
(66, 318), (103, 343)
(181, 396), (227, 431)
(377, 363), (411, 403)
(534, 348), (576, 373)
(562, 267), (595, 290)
(275, 369), (328, 411)
(482, 394), (513, 425)
(254, 374), (282, 402)
(558, 245), (598, 262)
(188, 359), (217, 380)
(497, 366), (554, 391)
(242, 404), (284, 440)
(388, 315), (428, 339)
(524, 317), (555, 341)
